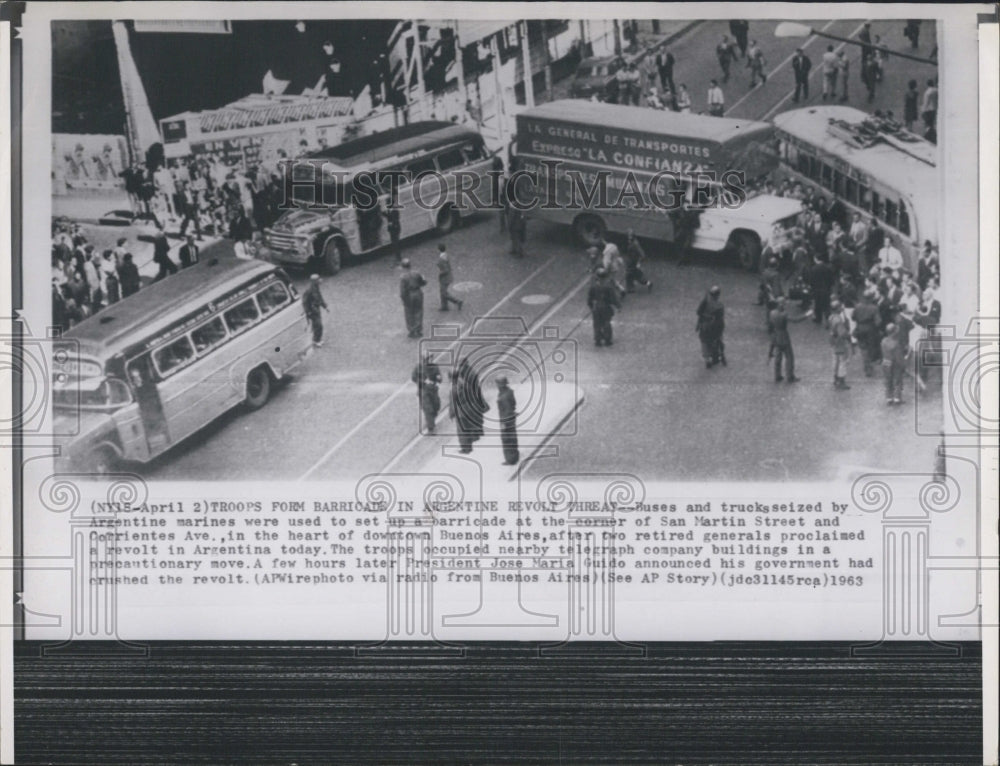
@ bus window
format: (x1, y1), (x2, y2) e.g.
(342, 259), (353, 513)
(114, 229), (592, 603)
(191, 316), (228, 354)
(870, 190), (882, 218)
(820, 162), (833, 190)
(407, 157), (437, 179)
(807, 155), (820, 181)
(435, 147), (466, 171)
(796, 150), (810, 176)
(844, 178), (858, 206)
(224, 299), (261, 335)
(859, 185), (871, 211)
(884, 198), (899, 230)
(461, 140), (487, 163)
(153, 336), (196, 377)
(256, 282), (291, 315)
(898, 200), (911, 237)
(832, 170), (845, 198)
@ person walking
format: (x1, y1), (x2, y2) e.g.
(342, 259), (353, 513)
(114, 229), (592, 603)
(768, 297), (810, 383)
(412, 353), (442, 433)
(588, 266), (621, 347)
(449, 358), (489, 454)
(178, 234), (200, 269)
(385, 206), (402, 264)
(508, 208), (527, 257)
(861, 53), (879, 103)
(791, 48), (811, 102)
(302, 273), (329, 347)
(495, 376), (519, 466)
(835, 50), (849, 102)
(117, 252), (141, 298)
(436, 243), (463, 311)
(657, 48), (676, 96)
(829, 299), (853, 389)
(696, 285), (726, 368)
(808, 256), (836, 326)
(152, 226), (178, 282)
(821, 45), (839, 100)
(880, 323), (907, 405)
(747, 40), (767, 88)
(852, 289), (882, 377)
(707, 79), (725, 116)
(399, 258), (427, 338)
(716, 36), (736, 83)
(624, 230), (652, 292)
(920, 78), (938, 136)
(903, 79), (920, 131)
(858, 22), (874, 64)
(729, 20), (749, 58)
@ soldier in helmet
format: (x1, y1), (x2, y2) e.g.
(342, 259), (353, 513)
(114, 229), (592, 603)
(411, 352), (442, 433)
(696, 285), (726, 367)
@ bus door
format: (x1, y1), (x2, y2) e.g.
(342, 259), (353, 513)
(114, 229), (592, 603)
(124, 353), (171, 456)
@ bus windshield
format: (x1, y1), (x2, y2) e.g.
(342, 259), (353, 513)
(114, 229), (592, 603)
(53, 374), (132, 412)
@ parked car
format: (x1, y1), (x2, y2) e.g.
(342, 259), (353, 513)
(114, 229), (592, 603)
(568, 48), (650, 103)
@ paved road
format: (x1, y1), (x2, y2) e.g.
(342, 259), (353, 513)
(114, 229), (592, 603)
(120, 18), (942, 482)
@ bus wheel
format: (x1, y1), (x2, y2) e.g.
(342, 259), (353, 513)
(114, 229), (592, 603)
(573, 214), (606, 247)
(86, 446), (118, 476)
(322, 238), (346, 275)
(731, 231), (761, 272)
(435, 205), (459, 234)
(245, 366), (272, 410)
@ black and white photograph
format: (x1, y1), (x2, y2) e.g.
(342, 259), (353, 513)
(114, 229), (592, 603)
(2, 3), (996, 765)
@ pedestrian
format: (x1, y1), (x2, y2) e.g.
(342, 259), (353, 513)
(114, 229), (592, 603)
(707, 79), (725, 116)
(495, 376), (519, 465)
(791, 47), (811, 102)
(399, 258), (427, 338)
(858, 23), (873, 64)
(436, 243), (463, 311)
(117, 253), (140, 298)
(729, 21), (749, 58)
(178, 233), (200, 269)
(903, 79), (920, 131)
(657, 48), (676, 95)
(872, 35), (888, 81)
(385, 206), (402, 264)
(449, 358), (489, 454)
(302, 273), (329, 347)
(100, 251), (120, 305)
(624, 62), (642, 105)
(808, 256), (836, 326)
(880, 323), (906, 404)
(920, 78), (938, 136)
(821, 45), (838, 100)
(836, 50), (849, 101)
(716, 36), (736, 83)
(759, 257), (784, 318)
(747, 40), (767, 88)
(861, 54), (878, 103)
(412, 353), (442, 433)
(641, 51), (658, 94)
(695, 285), (726, 368)
(904, 20), (921, 49)
(864, 218), (884, 274)
(852, 289), (882, 377)
(587, 266), (621, 347)
(624, 230), (652, 292)
(878, 235), (904, 271)
(508, 208), (527, 257)
(152, 226), (178, 282)
(675, 83), (692, 112)
(829, 300), (853, 389)
(768, 296), (810, 382)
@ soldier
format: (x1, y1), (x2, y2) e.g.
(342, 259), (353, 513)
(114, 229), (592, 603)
(587, 267), (621, 347)
(449, 357), (489, 454)
(399, 258), (427, 338)
(411, 353), (442, 433)
(495, 376), (519, 466)
(385, 206), (402, 264)
(768, 297), (810, 383)
(624, 230), (652, 292)
(302, 274), (329, 347)
(696, 286), (726, 368)
(829, 299), (853, 389)
(759, 257), (784, 321)
(436, 243), (463, 311)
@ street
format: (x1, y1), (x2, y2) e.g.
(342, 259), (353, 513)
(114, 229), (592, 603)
(68, 18), (942, 482)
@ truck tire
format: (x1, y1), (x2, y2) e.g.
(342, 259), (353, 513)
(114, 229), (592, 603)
(573, 214), (607, 247)
(245, 366), (272, 410)
(435, 204), (459, 234)
(731, 231), (761, 272)
(322, 237), (347, 275)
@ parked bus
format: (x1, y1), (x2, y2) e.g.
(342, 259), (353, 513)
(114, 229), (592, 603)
(772, 106), (938, 269)
(52, 257), (313, 473)
(259, 121), (494, 274)
(514, 100), (803, 270)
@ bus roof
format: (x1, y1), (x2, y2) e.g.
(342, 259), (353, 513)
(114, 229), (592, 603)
(302, 121), (482, 170)
(773, 106), (938, 192)
(63, 256), (280, 359)
(519, 100), (775, 145)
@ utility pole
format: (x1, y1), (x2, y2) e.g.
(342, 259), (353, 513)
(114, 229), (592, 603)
(519, 20), (535, 108)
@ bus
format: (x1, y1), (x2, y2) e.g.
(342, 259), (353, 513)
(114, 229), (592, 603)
(772, 106), (938, 269)
(52, 257), (313, 474)
(514, 100), (804, 270)
(259, 121), (494, 274)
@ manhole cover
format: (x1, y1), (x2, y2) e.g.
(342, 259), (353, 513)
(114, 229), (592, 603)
(451, 281), (482, 293)
(521, 294), (552, 305)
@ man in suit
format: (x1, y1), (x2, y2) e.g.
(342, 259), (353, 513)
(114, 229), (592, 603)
(178, 234), (200, 269)
(768, 297), (811, 383)
(791, 48), (811, 102)
(657, 48), (676, 96)
(151, 226), (178, 282)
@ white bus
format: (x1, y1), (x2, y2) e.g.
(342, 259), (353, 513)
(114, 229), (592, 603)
(773, 106), (938, 269)
(53, 257), (313, 473)
(260, 121), (494, 274)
